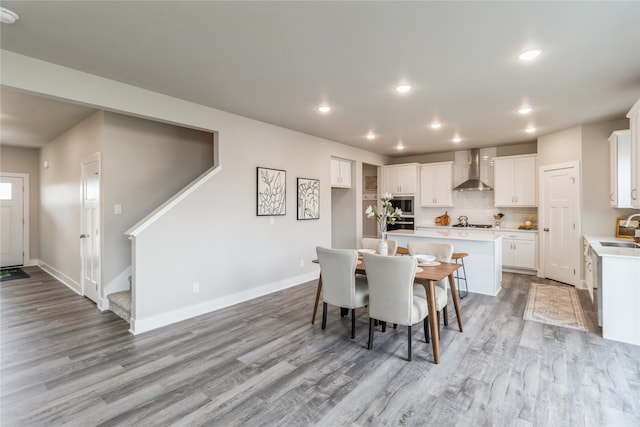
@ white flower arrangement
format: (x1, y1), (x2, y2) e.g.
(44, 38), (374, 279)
(365, 192), (403, 236)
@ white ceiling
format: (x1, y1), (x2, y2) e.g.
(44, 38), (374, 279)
(1, 1), (639, 155)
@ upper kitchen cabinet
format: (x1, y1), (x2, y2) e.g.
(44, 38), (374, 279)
(609, 130), (632, 208)
(331, 158), (352, 188)
(383, 163), (418, 195)
(627, 99), (640, 208)
(494, 154), (537, 207)
(420, 161), (453, 207)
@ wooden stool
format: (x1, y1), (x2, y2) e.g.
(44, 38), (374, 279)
(451, 252), (469, 299)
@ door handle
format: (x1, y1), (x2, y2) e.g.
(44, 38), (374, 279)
(80, 234), (89, 238)
(543, 228), (549, 232)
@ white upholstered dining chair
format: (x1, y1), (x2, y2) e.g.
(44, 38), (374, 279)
(316, 247), (369, 339)
(361, 238), (398, 256)
(407, 241), (453, 341)
(362, 252), (429, 361)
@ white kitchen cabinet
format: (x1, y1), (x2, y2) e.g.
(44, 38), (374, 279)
(494, 154), (537, 207)
(608, 130), (631, 208)
(383, 163), (418, 195)
(420, 162), (453, 207)
(497, 231), (537, 270)
(627, 99), (640, 208)
(331, 158), (352, 188)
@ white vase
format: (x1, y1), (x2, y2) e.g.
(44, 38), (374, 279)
(376, 231), (388, 255)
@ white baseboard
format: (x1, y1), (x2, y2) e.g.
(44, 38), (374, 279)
(24, 258), (39, 267)
(38, 260), (81, 295)
(130, 271), (319, 335)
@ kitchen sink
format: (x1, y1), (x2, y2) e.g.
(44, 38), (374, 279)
(599, 241), (640, 248)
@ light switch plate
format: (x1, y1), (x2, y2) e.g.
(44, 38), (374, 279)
(114, 204), (122, 215)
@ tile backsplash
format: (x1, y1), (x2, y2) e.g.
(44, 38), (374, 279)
(417, 191), (537, 228)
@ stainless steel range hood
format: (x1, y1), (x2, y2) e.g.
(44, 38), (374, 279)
(453, 148), (493, 191)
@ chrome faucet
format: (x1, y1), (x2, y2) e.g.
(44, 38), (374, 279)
(624, 214), (640, 227)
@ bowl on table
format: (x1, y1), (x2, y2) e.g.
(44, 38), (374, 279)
(357, 249), (376, 257)
(415, 254), (436, 264)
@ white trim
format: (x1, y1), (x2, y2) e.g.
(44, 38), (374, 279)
(129, 271), (319, 335)
(38, 260), (82, 295)
(0, 172), (29, 267)
(126, 164), (223, 237)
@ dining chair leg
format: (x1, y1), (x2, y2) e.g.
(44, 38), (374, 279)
(382, 321), (387, 332)
(393, 323), (398, 329)
(322, 302), (328, 330)
(368, 318), (374, 349)
(407, 325), (413, 361)
(423, 317), (430, 343)
(443, 306), (449, 327)
(351, 309), (356, 339)
(437, 311), (441, 337)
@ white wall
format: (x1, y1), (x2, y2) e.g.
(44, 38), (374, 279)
(581, 118), (637, 237)
(537, 125), (582, 168)
(0, 145), (40, 262)
(102, 112), (213, 295)
(1, 51), (387, 332)
(39, 112), (104, 290)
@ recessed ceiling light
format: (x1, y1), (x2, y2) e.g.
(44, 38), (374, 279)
(317, 105), (331, 113)
(395, 84), (412, 94)
(518, 49), (543, 61)
(452, 136), (462, 143)
(366, 132), (376, 140)
(518, 107), (533, 115)
(430, 122), (442, 129)
(0, 7), (19, 24)
(525, 127), (537, 133)
(396, 145), (405, 150)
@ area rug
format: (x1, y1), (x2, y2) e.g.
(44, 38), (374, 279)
(523, 283), (588, 331)
(0, 268), (30, 282)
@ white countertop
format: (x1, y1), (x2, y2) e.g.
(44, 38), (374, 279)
(387, 229), (502, 242)
(585, 235), (640, 259)
(416, 224), (538, 233)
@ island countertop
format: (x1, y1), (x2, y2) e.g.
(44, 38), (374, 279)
(387, 229), (503, 242)
(386, 229), (503, 296)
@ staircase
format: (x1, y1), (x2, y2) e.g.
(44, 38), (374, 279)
(107, 291), (131, 323)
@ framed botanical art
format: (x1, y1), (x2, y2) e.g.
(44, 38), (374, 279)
(257, 167), (286, 216)
(616, 217), (639, 239)
(297, 178), (320, 220)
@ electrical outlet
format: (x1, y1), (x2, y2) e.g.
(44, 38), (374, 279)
(192, 282), (200, 294)
(300, 258), (304, 267)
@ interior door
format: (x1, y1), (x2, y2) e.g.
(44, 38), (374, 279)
(542, 165), (579, 285)
(81, 157), (100, 303)
(0, 176), (24, 267)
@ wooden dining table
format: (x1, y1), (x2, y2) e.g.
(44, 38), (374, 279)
(311, 258), (463, 364)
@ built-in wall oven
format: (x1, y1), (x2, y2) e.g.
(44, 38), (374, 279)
(387, 216), (415, 231)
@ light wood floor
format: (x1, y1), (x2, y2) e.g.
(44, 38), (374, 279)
(2, 266), (639, 426)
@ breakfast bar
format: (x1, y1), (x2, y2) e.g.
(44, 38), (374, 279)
(387, 229), (503, 296)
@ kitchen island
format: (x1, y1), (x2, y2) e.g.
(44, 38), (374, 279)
(387, 229), (503, 296)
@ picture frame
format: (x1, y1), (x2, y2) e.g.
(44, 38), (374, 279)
(615, 217), (639, 239)
(257, 167), (286, 216)
(297, 178), (320, 220)
(364, 175), (377, 192)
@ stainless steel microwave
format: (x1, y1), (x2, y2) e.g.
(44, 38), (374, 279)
(389, 197), (414, 215)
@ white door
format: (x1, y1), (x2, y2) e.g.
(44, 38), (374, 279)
(81, 157), (100, 303)
(542, 164), (580, 285)
(0, 176), (24, 267)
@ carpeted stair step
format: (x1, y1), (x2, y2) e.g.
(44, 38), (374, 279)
(107, 291), (131, 323)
